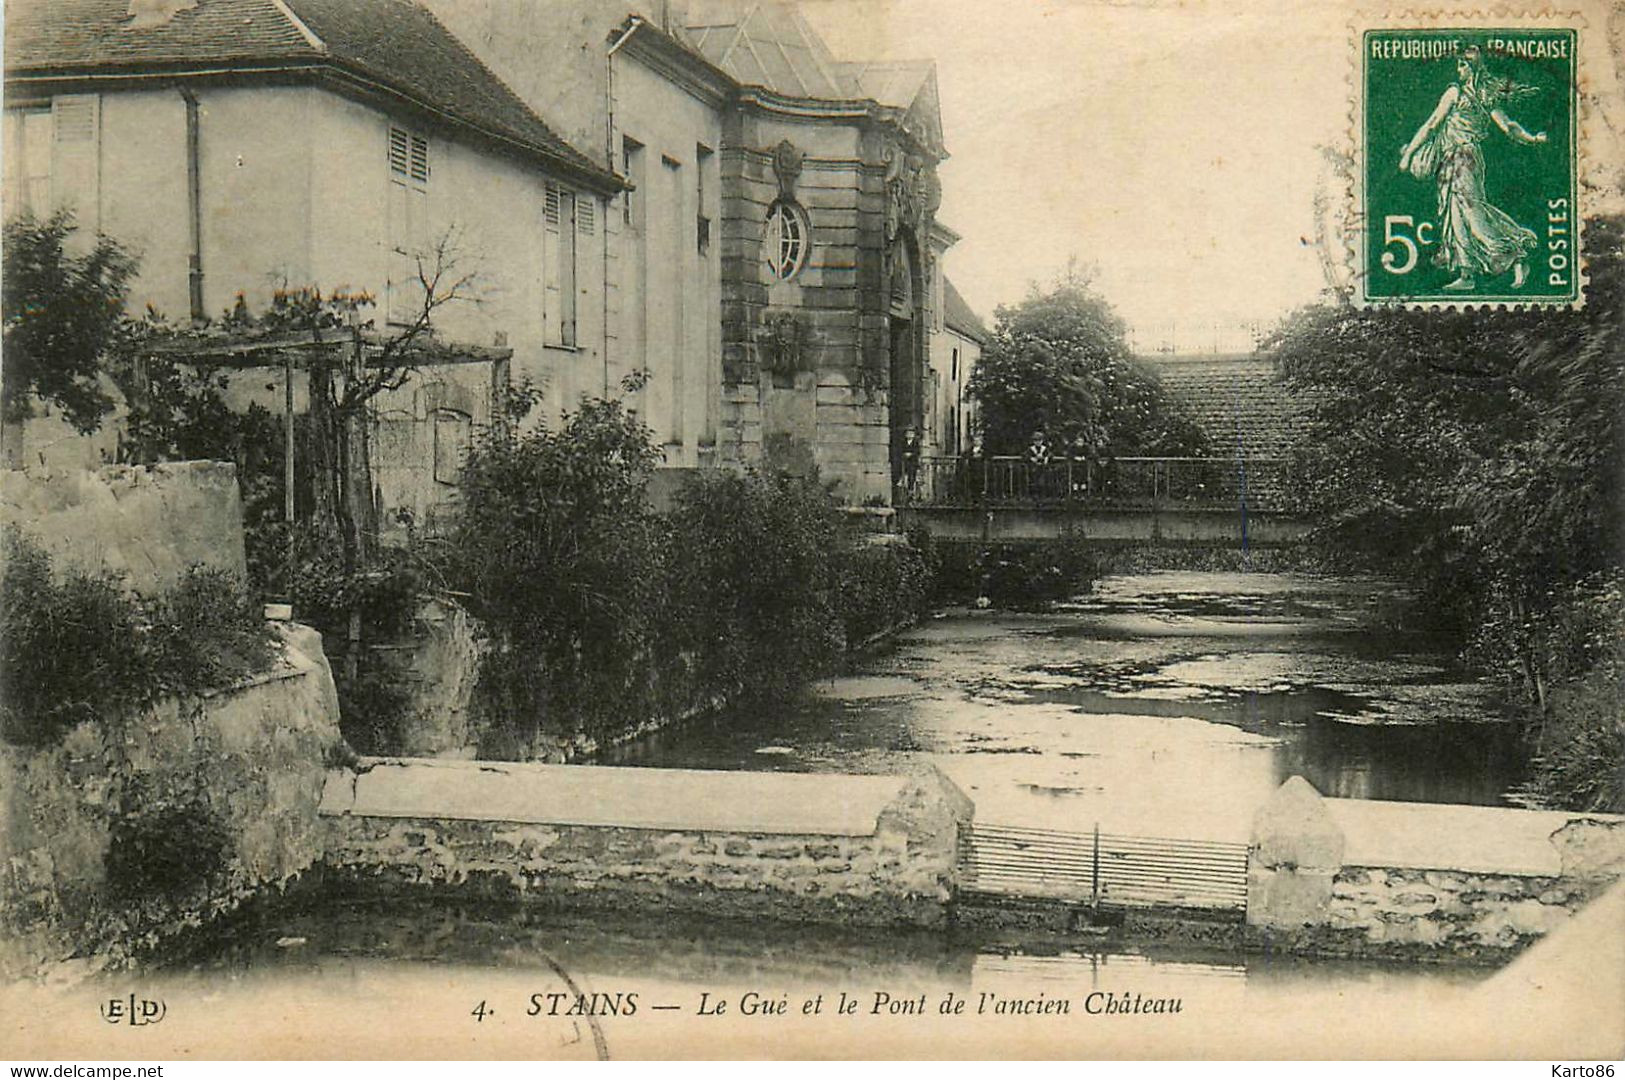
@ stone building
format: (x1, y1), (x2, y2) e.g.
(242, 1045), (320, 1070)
(5, 0), (964, 508)
(927, 274), (989, 460)
(429, 0), (956, 504)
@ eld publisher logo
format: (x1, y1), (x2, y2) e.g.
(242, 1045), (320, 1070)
(98, 995), (166, 1027)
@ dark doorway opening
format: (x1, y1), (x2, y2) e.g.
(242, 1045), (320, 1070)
(890, 316), (917, 499)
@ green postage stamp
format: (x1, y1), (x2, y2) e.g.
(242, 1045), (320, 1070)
(1359, 24), (1580, 306)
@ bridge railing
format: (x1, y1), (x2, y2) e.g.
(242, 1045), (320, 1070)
(913, 455), (1292, 511)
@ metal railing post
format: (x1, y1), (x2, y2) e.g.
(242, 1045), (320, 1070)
(1092, 823), (1101, 907)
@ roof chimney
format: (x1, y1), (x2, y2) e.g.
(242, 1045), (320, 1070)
(126, 0), (198, 29)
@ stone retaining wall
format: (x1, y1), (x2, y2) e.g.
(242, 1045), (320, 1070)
(319, 759), (973, 927)
(1247, 777), (1625, 960)
(0, 623), (342, 977)
(1325, 866), (1578, 950)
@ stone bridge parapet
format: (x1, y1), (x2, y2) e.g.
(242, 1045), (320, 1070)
(1246, 777), (1625, 959)
(318, 760), (973, 928)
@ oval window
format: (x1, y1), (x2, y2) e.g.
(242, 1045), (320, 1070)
(763, 201), (809, 281)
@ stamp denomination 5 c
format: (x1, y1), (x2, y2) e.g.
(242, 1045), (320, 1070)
(1359, 23), (1580, 306)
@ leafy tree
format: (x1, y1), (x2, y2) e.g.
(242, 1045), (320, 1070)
(1267, 214), (1625, 810)
(968, 266), (1206, 457)
(1, 211), (139, 431)
(1268, 214), (1624, 632)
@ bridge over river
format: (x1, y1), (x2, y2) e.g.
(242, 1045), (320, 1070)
(901, 454), (1315, 546)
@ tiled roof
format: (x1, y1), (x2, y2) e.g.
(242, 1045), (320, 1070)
(1141, 353), (1312, 450)
(4, 0), (620, 191)
(942, 278), (987, 345)
(5, 0), (314, 67)
(684, 0), (861, 99)
(1140, 354), (1314, 508)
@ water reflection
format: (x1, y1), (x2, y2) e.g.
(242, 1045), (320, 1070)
(611, 571), (1526, 841)
(164, 899), (1481, 1007)
(9, 901), (1495, 1059)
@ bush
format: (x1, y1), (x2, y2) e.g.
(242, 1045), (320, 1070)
(665, 469), (847, 703)
(146, 567), (277, 700)
(448, 396), (958, 752)
(1269, 214), (1625, 805)
(335, 664), (415, 756)
(1524, 576), (1625, 812)
(839, 538), (932, 643)
(930, 534), (1099, 610)
(1532, 664), (1625, 813)
(104, 792), (232, 903)
(0, 536), (149, 746)
(2, 211), (139, 431)
(0, 532), (276, 747)
(450, 395), (666, 748)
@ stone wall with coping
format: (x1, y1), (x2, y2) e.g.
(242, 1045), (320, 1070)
(0, 461), (247, 595)
(0, 623), (342, 978)
(318, 759), (973, 927)
(1247, 776), (1625, 959)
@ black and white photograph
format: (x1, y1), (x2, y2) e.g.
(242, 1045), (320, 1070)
(0, 0), (1621, 1064)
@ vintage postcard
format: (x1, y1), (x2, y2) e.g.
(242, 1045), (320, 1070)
(1, 0), (1622, 1066)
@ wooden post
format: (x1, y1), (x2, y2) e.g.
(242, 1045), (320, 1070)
(345, 309), (364, 686)
(346, 608), (361, 685)
(284, 349), (295, 603)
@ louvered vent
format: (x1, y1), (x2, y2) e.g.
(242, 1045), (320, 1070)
(53, 97), (96, 143)
(389, 127), (410, 175)
(390, 128), (428, 182)
(410, 135), (429, 182)
(576, 196), (594, 236)
(544, 184), (561, 226)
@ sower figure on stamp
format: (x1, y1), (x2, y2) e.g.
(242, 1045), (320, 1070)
(1398, 45), (1546, 291)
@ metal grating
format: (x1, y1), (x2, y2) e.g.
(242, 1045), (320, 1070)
(959, 822), (1250, 912)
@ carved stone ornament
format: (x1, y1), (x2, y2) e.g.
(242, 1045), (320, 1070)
(771, 139), (805, 202)
(921, 169), (943, 218)
(758, 310), (815, 374)
(883, 147), (934, 243)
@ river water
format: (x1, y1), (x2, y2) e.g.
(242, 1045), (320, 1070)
(13, 571), (1539, 1060)
(17, 900), (1503, 1059)
(611, 570), (1528, 842)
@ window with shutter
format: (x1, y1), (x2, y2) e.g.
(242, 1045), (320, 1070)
(389, 127), (410, 175)
(52, 97), (96, 143)
(622, 136), (643, 227)
(543, 182), (578, 348)
(4, 97), (101, 224)
(3, 109), (53, 219)
(387, 125), (430, 324)
(696, 144), (713, 256)
(410, 134), (429, 183)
